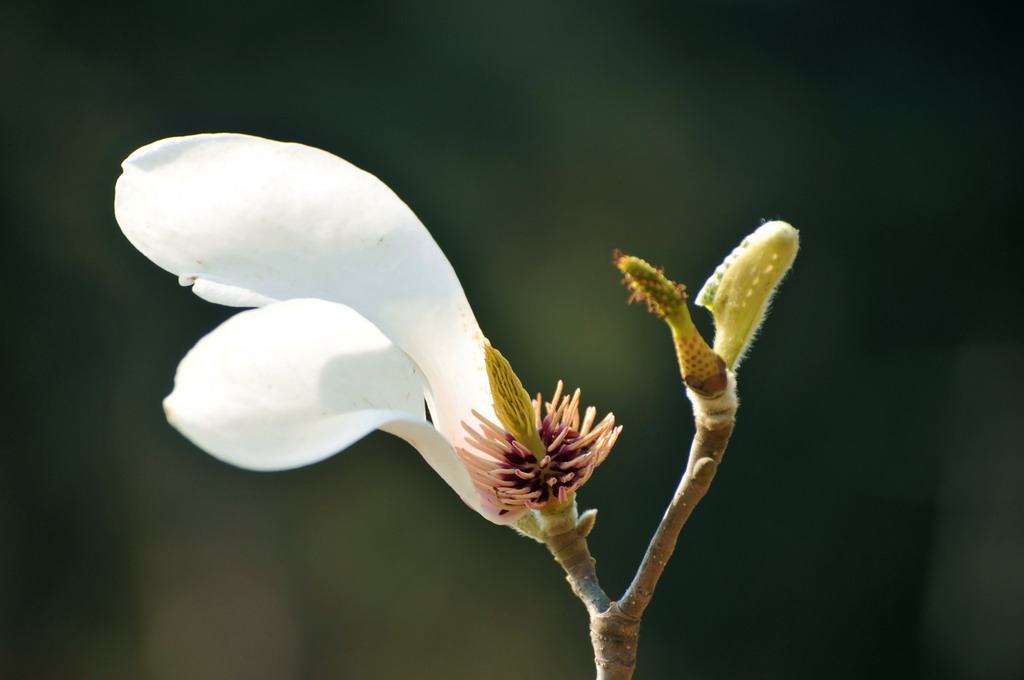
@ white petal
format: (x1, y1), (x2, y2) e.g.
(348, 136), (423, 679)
(163, 298), (490, 516)
(380, 419), (513, 523)
(116, 134), (495, 457)
(187, 276), (279, 308)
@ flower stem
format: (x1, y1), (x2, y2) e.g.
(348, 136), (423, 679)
(540, 502), (611, 617)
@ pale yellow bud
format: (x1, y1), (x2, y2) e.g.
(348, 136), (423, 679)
(696, 221), (799, 369)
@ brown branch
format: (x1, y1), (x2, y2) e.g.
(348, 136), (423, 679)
(619, 393), (735, 619)
(590, 605), (641, 679)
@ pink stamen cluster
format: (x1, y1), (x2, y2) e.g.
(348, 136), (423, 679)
(459, 382), (621, 516)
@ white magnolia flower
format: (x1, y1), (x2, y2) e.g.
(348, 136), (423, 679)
(115, 133), (618, 524)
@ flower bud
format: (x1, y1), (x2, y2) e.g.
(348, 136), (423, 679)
(615, 252), (727, 397)
(696, 221), (799, 369)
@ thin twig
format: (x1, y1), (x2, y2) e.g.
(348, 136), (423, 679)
(619, 385), (736, 618)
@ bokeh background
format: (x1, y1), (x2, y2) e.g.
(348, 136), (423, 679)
(3, 1), (1022, 678)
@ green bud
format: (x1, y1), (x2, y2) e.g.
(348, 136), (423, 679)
(615, 252), (728, 397)
(696, 221), (799, 369)
(613, 251), (688, 321)
(483, 340), (545, 458)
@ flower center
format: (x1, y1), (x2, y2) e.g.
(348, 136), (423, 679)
(459, 382), (621, 516)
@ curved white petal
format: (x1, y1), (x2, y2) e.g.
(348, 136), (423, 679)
(163, 298), (492, 516)
(381, 419), (519, 524)
(116, 133), (494, 456)
(188, 276), (279, 308)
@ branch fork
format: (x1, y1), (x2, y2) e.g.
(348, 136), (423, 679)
(542, 376), (737, 680)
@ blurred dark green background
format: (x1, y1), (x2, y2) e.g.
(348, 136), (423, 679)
(3, 1), (1022, 678)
